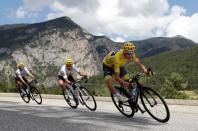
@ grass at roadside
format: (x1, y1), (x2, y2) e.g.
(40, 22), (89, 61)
(179, 90), (198, 100)
(1, 82), (198, 99)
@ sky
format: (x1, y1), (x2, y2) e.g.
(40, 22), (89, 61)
(0, 0), (198, 42)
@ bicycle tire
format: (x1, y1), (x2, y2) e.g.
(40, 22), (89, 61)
(79, 87), (97, 111)
(30, 87), (42, 104)
(63, 87), (78, 109)
(140, 86), (170, 123)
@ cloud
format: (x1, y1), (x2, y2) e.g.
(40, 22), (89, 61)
(14, 0), (53, 18)
(22, 0), (53, 11)
(166, 13), (198, 42)
(118, 0), (169, 17)
(111, 36), (125, 42)
(16, 7), (26, 18)
(14, 0), (198, 42)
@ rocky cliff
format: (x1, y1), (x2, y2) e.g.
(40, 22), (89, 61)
(0, 16), (196, 86)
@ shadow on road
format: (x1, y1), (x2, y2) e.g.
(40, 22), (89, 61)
(0, 101), (166, 131)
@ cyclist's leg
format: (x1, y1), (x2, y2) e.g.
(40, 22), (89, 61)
(105, 75), (116, 93)
(67, 75), (77, 90)
(103, 64), (116, 93)
(15, 77), (24, 88)
(66, 75), (80, 104)
(120, 66), (130, 81)
(103, 64), (127, 101)
(21, 76), (30, 93)
(67, 75), (75, 83)
(58, 75), (66, 89)
(15, 77), (27, 95)
(16, 76), (28, 87)
(120, 66), (132, 95)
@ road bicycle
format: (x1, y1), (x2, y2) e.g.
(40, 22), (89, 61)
(111, 68), (170, 123)
(63, 77), (97, 111)
(17, 79), (42, 104)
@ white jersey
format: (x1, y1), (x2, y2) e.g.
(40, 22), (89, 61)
(15, 67), (30, 77)
(58, 64), (79, 79)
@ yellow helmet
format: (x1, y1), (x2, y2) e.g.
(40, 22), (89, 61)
(65, 58), (73, 65)
(123, 42), (136, 51)
(17, 62), (25, 67)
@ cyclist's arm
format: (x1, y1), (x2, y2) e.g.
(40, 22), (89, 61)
(134, 58), (147, 72)
(63, 75), (72, 84)
(77, 71), (87, 77)
(18, 75), (28, 85)
(74, 65), (87, 77)
(115, 72), (129, 87)
(27, 72), (35, 79)
(25, 67), (35, 79)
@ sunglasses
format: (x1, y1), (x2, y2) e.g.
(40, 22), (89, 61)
(66, 64), (72, 67)
(125, 51), (134, 56)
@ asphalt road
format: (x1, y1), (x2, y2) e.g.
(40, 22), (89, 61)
(0, 96), (198, 131)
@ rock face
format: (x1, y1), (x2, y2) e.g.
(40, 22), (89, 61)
(0, 16), (197, 87)
(0, 17), (102, 86)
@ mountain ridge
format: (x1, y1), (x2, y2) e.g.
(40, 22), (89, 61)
(0, 16), (197, 86)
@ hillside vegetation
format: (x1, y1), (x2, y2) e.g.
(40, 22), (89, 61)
(87, 46), (198, 98)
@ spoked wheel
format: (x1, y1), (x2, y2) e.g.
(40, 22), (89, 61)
(30, 87), (42, 104)
(79, 87), (97, 111)
(63, 87), (78, 109)
(140, 87), (170, 123)
(111, 93), (134, 117)
(18, 87), (30, 103)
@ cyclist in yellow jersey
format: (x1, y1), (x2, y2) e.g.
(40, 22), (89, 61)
(103, 42), (148, 102)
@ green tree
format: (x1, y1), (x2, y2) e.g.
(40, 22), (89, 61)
(169, 72), (188, 90)
(161, 72), (189, 99)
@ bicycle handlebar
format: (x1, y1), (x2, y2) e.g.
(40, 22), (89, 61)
(74, 76), (88, 84)
(131, 68), (154, 82)
(146, 67), (154, 76)
(28, 79), (38, 85)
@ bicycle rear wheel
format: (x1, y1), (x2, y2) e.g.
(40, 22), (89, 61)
(111, 92), (134, 117)
(79, 87), (97, 111)
(63, 87), (78, 109)
(18, 86), (30, 103)
(140, 86), (170, 123)
(30, 87), (42, 104)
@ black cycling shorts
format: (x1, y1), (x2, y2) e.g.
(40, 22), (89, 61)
(15, 76), (28, 83)
(58, 75), (75, 82)
(103, 64), (129, 81)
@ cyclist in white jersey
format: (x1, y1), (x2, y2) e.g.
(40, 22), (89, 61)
(58, 59), (87, 103)
(58, 59), (87, 87)
(15, 62), (35, 92)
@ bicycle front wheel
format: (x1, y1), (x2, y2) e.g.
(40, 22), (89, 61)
(31, 87), (42, 104)
(140, 87), (170, 123)
(79, 87), (97, 111)
(63, 87), (78, 109)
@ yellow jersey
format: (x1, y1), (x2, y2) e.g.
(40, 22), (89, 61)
(103, 49), (139, 73)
